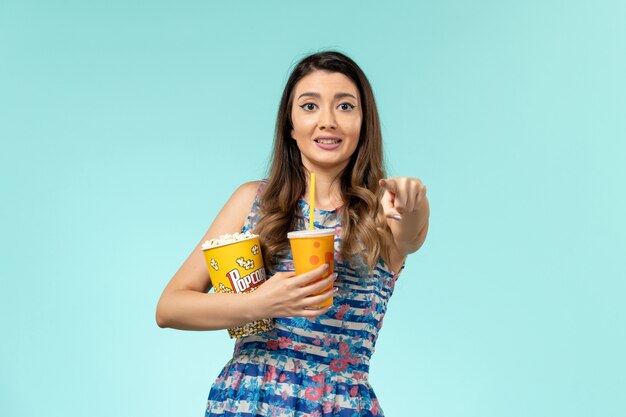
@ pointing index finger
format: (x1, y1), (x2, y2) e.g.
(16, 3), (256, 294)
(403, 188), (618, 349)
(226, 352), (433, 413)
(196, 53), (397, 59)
(379, 178), (397, 193)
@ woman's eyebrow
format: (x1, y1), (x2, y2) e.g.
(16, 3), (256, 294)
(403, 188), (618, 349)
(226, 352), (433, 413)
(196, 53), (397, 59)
(297, 92), (321, 99)
(334, 92), (358, 100)
(297, 92), (358, 100)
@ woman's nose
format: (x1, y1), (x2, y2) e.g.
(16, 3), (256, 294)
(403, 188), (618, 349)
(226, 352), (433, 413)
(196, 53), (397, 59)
(318, 108), (337, 129)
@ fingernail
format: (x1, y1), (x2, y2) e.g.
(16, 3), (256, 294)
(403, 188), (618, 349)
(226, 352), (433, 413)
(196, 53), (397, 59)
(334, 287), (339, 293)
(323, 264), (329, 271)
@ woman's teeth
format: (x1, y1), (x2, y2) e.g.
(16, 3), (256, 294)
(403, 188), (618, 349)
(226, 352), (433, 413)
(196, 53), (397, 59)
(316, 139), (341, 144)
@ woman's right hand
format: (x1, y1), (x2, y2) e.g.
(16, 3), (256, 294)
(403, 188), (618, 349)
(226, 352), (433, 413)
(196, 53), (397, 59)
(251, 264), (337, 319)
(156, 182), (336, 330)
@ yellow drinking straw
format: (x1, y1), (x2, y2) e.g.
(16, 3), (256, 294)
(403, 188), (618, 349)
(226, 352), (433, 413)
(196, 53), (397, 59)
(309, 172), (315, 230)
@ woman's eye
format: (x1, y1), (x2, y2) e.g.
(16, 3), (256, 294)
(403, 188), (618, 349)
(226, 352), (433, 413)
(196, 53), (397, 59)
(300, 103), (317, 111)
(338, 103), (355, 111)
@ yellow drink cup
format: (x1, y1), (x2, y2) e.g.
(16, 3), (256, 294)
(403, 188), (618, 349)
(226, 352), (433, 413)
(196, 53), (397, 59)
(287, 229), (335, 308)
(201, 233), (274, 338)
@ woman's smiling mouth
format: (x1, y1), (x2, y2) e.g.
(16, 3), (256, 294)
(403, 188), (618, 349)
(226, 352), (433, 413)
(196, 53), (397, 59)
(314, 136), (342, 145)
(314, 136), (342, 150)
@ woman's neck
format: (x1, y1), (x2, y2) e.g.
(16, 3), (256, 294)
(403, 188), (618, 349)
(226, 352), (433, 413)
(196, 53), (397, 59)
(304, 169), (344, 211)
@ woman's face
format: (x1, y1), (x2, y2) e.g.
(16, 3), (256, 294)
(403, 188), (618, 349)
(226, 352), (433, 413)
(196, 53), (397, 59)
(290, 70), (362, 173)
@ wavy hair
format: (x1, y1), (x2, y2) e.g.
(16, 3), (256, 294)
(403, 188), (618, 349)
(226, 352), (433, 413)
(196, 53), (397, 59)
(254, 51), (393, 270)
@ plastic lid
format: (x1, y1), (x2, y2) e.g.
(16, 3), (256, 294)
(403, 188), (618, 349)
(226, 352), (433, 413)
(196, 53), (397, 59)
(287, 229), (335, 239)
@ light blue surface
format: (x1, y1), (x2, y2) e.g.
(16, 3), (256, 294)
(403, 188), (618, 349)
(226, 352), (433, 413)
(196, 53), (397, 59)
(1, 1), (625, 416)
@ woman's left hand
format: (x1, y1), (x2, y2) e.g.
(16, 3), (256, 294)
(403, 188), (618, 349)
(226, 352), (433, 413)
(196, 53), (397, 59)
(379, 177), (427, 219)
(379, 177), (430, 257)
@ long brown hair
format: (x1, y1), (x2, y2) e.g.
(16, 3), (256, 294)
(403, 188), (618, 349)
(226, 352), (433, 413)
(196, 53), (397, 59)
(255, 51), (393, 270)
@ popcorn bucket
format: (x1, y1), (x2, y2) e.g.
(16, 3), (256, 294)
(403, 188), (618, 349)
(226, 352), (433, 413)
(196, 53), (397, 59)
(201, 233), (274, 338)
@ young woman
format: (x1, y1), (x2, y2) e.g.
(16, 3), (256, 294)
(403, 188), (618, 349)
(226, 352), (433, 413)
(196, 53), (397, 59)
(156, 51), (429, 416)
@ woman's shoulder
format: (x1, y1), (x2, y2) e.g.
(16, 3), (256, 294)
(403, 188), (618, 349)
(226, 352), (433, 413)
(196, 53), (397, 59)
(230, 180), (265, 206)
(201, 181), (265, 239)
(235, 180), (264, 194)
(235, 181), (267, 233)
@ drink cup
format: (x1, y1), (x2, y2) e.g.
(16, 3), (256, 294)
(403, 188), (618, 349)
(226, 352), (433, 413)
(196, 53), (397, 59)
(201, 232), (274, 338)
(287, 229), (335, 308)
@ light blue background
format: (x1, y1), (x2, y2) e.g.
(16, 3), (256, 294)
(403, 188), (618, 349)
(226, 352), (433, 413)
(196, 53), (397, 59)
(1, 1), (625, 416)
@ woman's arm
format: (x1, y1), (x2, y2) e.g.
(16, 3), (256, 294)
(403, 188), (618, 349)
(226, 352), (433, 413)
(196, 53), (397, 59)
(379, 177), (430, 272)
(155, 181), (335, 330)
